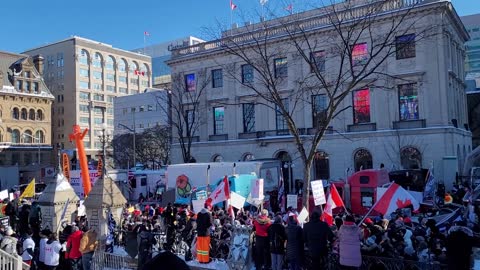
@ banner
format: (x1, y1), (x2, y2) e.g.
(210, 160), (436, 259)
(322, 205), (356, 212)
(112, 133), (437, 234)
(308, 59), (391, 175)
(250, 178), (264, 200)
(192, 199), (206, 214)
(230, 191), (246, 209)
(196, 190), (208, 201)
(287, 194), (298, 209)
(70, 170), (99, 199)
(62, 153), (70, 181)
(311, 180), (326, 206)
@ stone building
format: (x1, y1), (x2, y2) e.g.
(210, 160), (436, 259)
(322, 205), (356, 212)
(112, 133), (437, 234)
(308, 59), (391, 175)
(168, 0), (471, 191)
(0, 51), (54, 184)
(23, 36), (151, 159)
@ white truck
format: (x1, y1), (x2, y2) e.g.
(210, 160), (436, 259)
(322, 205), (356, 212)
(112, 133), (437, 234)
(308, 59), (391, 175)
(128, 169), (167, 201)
(167, 161), (282, 204)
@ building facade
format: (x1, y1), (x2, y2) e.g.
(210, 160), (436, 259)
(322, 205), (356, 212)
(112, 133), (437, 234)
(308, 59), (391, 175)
(0, 51), (54, 183)
(168, 0), (471, 191)
(23, 36), (151, 159)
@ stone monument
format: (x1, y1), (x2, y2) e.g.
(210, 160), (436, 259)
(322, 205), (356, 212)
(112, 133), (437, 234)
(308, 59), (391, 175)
(37, 172), (80, 232)
(83, 176), (127, 240)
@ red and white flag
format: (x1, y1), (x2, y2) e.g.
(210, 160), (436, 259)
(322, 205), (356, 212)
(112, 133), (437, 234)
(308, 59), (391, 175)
(230, 0), (237, 10)
(372, 183), (419, 217)
(285, 4), (293, 13)
(321, 184), (344, 226)
(144, 31), (150, 36)
(206, 176), (230, 207)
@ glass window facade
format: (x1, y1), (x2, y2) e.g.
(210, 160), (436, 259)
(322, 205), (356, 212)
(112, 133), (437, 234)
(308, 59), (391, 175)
(241, 64), (254, 83)
(242, 103), (255, 133)
(352, 43), (368, 66)
(353, 89), (370, 124)
(311, 51), (326, 72)
(398, 83), (419, 121)
(274, 58), (288, 78)
(213, 107), (225, 135)
(212, 69), (223, 88)
(396, 34), (416, 60)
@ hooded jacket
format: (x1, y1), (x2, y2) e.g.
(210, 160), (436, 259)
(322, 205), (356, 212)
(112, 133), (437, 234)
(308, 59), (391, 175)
(254, 215), (271, 237)
(196, 208), (212, 237)
(66, 230), (83, 259)
(338, 223), (362, 267)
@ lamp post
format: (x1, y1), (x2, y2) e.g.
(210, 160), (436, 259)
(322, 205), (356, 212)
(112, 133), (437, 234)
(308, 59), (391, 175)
(23, 132), (41, 165)
(117, 123), (136, 169)
(283, 162), (295, 194)
(99, 123), (111, 179)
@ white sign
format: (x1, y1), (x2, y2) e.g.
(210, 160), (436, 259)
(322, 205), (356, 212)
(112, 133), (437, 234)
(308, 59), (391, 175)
(230, 191), (246, 209)
(0, 189), (8, 200)
(196, 190), (208, 200)
(70, 170), (99, 199)
(8, 193), (14, 201)
(192, 199), (205, 214)
(297, 207), (308, 223)
(287, 195), (298, 209)
(311, 180), (326, 206)
(251, 178), (264, 200)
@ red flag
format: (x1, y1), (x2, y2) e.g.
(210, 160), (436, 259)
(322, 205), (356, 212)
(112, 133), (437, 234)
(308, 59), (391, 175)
(372, 183), (419, 217)
(205, 176), (230, 207)
(144, 31), (150, 36)
(321, 184), (344, 225)
(285, 4), (293, 13)
(230, 0), (237, 10)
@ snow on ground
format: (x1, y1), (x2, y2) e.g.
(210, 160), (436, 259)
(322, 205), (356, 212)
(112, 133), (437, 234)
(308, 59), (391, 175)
(112, 246), (130, 257)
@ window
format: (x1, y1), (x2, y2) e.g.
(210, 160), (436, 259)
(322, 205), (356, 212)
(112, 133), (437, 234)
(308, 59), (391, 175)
(79, 49), (89, 65)
(93, 108), (103, 114)
(311, 51), (326, 73)
(352, 43), (368, 66)
(353, 89), (370, 124)
(185, 73), (196, 92)
(131, 90), (139, 95)
(241, 64), (254, 83)
(33, 82), (39, 93)
(80, 68), (89, 77)
(107, 96), (114, 103)
(213, 155), (224, 162)
(398, 83), (419, 121)
(107, 119), (114, 126)
(139, 106), (145, 112)
(25, 81), (31, 92)
(79, 92), (89, 100)
(242, 153), (255, 161)
(16, 80), (23, 90)
(314, 151), (330, 180)
(79, 105), (89, 112)
(84, 141), (91, 148)
(130, 78), (139, 85)
(106, 85), (115, 92)
(57, 70), (64, 79)
(93, 71), (102, 80)
(21, 109), (27, 120)
(57, 53), (64, 67)
(213, 107), (225, 135)
(93, 83), (103, 91)
(212, 69), (223, 88)
(11, 129), (20, 143)
(147, 105), (153, 111)
(92, 53), (102, 68)
(354, 148), (373, 171)
(35, 130), (45, 143)
(94, 118), (103, 125)
(119, 87), (127, 94)
(24, 71), (30, 78)
(122, 108), (128, 115)
(275, 99), (289, 131)
(80, 117), (89, 124)
(93, 94), (104, 101)
(119, 76), (127, 83)
(118, 59), (127, 72)
(36, 110), (43, 121)
(274, 58), (288, 78)
(396, 34), (416, 60)
(29, 109), (35, 120)
(242, 103), (255, 133)
(79, 81), (89, 89)
(94, 142), (102, 148)
(360, 188), (374, 207)
(107, 107), (114, 115)
(106, 56), (115, 70)
(106, 74), (115, 82)
(129, 61), (138, 74)
(401, 147), (422, 169)
(312, 94), (328, 128)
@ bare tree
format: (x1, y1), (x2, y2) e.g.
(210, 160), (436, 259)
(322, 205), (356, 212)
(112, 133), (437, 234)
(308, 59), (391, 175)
(211, 0), (439, 209)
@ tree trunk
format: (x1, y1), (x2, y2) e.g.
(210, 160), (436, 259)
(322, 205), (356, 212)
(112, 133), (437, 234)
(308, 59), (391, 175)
(302, 162), (312, 214)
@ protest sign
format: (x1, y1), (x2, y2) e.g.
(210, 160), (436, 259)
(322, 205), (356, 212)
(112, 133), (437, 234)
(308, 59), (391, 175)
(192, 199), (206, 214)
(311, 180), (326, 206)
(196, 190), (208, 200)
(0, 217), (9, 227)
(251, 178), (264, 200)
(297, 207), (308, 223)
(230, 191), (246, 209)
(0, 189), (8, 200)
(287, 194), (298, 209)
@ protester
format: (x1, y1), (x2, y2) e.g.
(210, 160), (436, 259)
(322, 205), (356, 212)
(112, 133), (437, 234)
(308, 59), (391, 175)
(137, 224), (156, 270)
(0, 226), (17, 255)
(337, 215), (362, 269)
(21, 228), (35, 266)
(65, 226), (83, 270)
(268, 215), (287, 270)
(38, 229), (51, 270)
(196, 204), (212, 263)
(286, 215), (303, 270)
(303, 210), (334, 270)
(44, 232), (62, 270)
(253, 209), (271, 270)
(79, 227), (97, 270)
(446, 221), (474, 270)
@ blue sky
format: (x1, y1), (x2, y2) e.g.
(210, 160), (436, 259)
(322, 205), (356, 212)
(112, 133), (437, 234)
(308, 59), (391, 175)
(0, 0), (476, 53)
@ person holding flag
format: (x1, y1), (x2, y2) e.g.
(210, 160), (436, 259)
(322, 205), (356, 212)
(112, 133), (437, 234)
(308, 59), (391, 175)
(321, 184), (345, 226)
(303, 210), (334, 270)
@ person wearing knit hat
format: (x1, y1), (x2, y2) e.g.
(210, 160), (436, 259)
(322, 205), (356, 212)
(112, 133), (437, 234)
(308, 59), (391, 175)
(254, 209), (272, 270)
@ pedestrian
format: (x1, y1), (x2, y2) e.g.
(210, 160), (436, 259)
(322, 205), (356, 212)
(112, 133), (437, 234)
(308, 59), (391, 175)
(196, 204), (212, 263)
(44, 232), (62, 270)
(137, 225), (156, 270)
(337, 215), (362, 269)
(253, 209), (271, 270)
(0, 226), (18, 255)
(446, 221), (474, 270)
(66, 226), (83, 270)
(303, 210), (334, 270)
(286, 215), (303, 270)
(38, 229), (51, 270)
(21, 228), (35, 266)
(79, 227), (98, 270)
(268, 215), (287, 270)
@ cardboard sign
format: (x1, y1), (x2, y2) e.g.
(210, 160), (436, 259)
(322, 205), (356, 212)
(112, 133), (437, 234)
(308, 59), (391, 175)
(230, 191), (246, 209)
(0, 217), (9, 227)
(287, 195), (298, 209)
(297, 207), (308, 223)
(251, 178), (264, 200)
(311, 180), (326, 206)
(0, 189), (8, 200)
(196, 190), (208, 201)
(192, 199), (205, 214)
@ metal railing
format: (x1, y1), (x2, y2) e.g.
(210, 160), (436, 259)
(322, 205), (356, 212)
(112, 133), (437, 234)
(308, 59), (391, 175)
(91, 250), (136, 270)
(0, 248), (30, 270)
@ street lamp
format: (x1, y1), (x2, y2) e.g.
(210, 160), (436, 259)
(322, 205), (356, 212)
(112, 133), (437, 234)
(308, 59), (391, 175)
(118, 123), (136, 169)
(23, 132), (41, 165)
(98, 123), (111, 179)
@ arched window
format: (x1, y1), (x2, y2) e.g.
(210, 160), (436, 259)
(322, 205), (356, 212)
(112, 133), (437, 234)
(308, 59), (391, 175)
(242, 153), (255, 161)
(129, 61), (138, 74)
(212, 154), (224, 162)
(92, 52), (103, 68)
(24, 130), (33, 143)
(118, 59), (127, 72)
(140, 63), (149, 74)
(21, 109), (27, 120)
(12, 108), (19, 119)
(400, 147), (422, 169)
(106, 56), (115, 70)
(36, 110), (44, 121)
(79, 49), (89, 65)
(354, 148), (373, 171)
(11, 129), (20, 143)
(314, 151), (330, 179)
(35, 130), (44, 143)
(29, 109), (35, 120)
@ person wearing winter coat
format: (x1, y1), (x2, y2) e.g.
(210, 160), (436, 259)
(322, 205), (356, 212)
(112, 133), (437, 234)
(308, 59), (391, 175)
(337, 215), (362, 268)
(137, 225), (156, 270)
(268, 215), (287, 270)
(79, 227), (98, 270)
(253, 209), (272, 270)
(44, 233), (62, 270)
(303, 211), (334, 270)
(66, 226), (83, 270)
(0, 226), (17, 255)
(38, 229), (51, 270)
(286, 215), (303, 270)
(196, 205), (212, 263)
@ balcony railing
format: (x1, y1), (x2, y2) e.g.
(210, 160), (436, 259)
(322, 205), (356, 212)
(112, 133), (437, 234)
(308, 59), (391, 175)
(347, 123), (377, 132)
(393, 119), (426, 129)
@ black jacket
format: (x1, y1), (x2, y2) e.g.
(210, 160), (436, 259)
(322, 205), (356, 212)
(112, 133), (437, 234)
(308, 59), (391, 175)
(303, 219), (334, 255)
(286, 224), (303, 260)
(196, 210), (212, 237)
(268, 223), (287, 254)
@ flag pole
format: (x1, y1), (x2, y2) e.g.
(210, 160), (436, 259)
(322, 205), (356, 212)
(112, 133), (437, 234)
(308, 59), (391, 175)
(358, 182), (393, 225)
(143, 33), (146, 55)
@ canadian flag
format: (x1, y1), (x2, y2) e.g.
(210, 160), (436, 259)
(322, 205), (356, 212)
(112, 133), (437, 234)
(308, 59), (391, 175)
(372, 183), (420, 217)
(230, 0), (237, 10)
(206, 176), (230, 207)
(321, 184), (344, 226)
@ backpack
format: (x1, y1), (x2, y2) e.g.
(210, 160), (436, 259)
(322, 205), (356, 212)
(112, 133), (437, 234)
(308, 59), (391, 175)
(139, 235), (151, 253)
